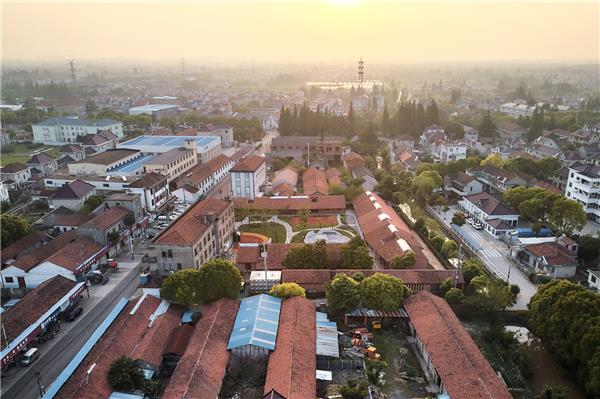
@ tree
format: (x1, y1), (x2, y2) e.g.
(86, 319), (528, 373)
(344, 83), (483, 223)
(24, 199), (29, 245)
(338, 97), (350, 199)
(411, 172), (441, 205)
(282, 240), (329, 269)
(81, 195), (103, 214)
(339, 379), (368, 399)
(107, 356), (144, 392)
(365, 358), (388, 386)
(549, 197), (585, 235)
(451, 212), (466, 226)
(340, 237), (373, 269)
(197, 259), (242, 303)
(441, 239), (459, 258)
(160, 269), (203, 306)
(464, 276), (515, 317)
(439, 277), (454, 296)
(159, 116), (177, 129)
(85, 99), (98, 113)
(535, 385), (568, 399)
(326, 273), (361, 315)
(107, 230), (120, 244)
(576, 234), (600, 263)
(269, 282), (306, 299)
(445, 122), (465, 140)
(390, 251), (416, 269)
(478, 111), (496, 139)
(480, 154), (503, 167)
(360, 273), (411, 310)
(444, 288), (465, 304)
(0, 214), (31, 248)
(0, 201), (9, 213)
(462, 259), (485, 285)
(528, 108), (544, 142)
(429, 234), (446, 252)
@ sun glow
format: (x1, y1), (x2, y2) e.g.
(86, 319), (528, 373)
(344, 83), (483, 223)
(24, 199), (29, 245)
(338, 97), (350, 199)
(327, 0), (363, 6)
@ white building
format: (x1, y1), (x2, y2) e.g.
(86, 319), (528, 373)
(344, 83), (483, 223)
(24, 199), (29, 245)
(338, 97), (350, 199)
(128, 104), (178, 118)
(173, 154), (233, 204)
(0, 182), (9, 204)
(588, 269), (600, 292)
(33, 117), (123, 145)
(0, 163), (31, 189)
(198, 124), (234, 147)
(118, 135), (221, 164)
(458, 192), (519, 238)
(434, 142), (467, 163)
(127, 172), (169, 212)
(500, 102), (536, 117)
(231, 155), (266, 199)
(565, 163), (600, 222)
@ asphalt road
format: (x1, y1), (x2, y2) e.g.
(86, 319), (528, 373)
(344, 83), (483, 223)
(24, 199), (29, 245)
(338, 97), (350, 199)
(1, 266), (140, 399)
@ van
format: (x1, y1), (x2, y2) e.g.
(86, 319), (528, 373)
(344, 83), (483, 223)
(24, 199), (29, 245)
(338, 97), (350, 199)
(20, 348), (39, 367)
(157, 216), (168, 222)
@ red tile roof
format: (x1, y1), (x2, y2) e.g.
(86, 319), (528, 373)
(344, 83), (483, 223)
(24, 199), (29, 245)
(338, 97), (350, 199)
(325, 167), (344, 187)
(56, 295), (183, 399)
(162, 298), (239, 399)
(12, 231), (77, 272)
(404, 291), (512, 399)
(45, 239), (103, 272)
(353, 193), (427, 267)
(1, 162), (28, 173)
(128, 172), (167, 188)
(264, 297), (316, 399)
(231, 155), (265, 172)
(153, 198), (231, 245)
(83, 206), (131, 231)
(272, 166), (299, 188)
(54, 213), (92, 227)
(303, 167), (328, 196)
(272, 183), (295, 196)
(236, 243), (343, 271)
(51, 179), (95, 200)
(234, 195), (345, 213)
(1, 276), (77, 350)
(181, 154), (231, 186)
(1, 231), (46, 264)
(525, 242), (577, 266)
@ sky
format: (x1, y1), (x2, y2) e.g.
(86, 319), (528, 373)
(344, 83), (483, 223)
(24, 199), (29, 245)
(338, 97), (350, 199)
(2, 0), (599, 64)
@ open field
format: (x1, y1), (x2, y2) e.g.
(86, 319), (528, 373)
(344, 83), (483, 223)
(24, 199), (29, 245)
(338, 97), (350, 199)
(1, 144), (60, 165)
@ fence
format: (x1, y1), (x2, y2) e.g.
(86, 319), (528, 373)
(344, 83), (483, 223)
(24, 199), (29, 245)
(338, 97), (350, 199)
(317, 357), (364, 371)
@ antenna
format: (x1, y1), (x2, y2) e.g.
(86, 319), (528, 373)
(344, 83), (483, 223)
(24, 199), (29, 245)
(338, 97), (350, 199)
(68, 59), (76, 82)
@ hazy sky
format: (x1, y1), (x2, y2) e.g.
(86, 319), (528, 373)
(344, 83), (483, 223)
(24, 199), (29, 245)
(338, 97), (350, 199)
(2, 1), (599, 63)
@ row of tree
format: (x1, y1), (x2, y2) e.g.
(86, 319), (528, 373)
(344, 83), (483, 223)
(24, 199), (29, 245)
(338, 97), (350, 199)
(381, 99), (440, 138)
(528, 280), (600, 397)
(281, 238), (375, 270)
(278, 103), (356, 137)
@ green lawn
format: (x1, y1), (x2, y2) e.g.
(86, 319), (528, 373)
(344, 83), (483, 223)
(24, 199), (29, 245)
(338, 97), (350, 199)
(2, 144), (61, 166)
(238, 222), (286, 244)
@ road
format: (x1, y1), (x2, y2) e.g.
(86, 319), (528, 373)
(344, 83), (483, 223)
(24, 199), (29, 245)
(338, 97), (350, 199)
(1, 263), (141, 399)
(435, 206), (537, 310)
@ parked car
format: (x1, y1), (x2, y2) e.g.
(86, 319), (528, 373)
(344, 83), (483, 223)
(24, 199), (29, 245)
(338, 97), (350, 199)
(20, 348), (39, 367)
(466, 218), (474, 225)
(473, 222), (484, 230)
(66, 306), (84, 322)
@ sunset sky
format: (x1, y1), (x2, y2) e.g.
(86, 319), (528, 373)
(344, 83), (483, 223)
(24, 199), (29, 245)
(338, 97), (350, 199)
(2, 1), (598, 63)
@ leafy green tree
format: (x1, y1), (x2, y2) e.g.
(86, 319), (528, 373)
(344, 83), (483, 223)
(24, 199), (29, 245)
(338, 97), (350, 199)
(462, 258), (485, 285)
(549, 197), (585, 235)
(429, 234), (445, 252)
(160, 269), (203, 306)
(390, 251), (416, 269)
(1, 201), (10, 213)
(269, 282), (306, 299)
(123, 212), (135, 228)
(464, 276), (515, 317)
(445, 122), (465, 140)
(81, 195), (103, 214)
(197, 259), (242, 303)
(107, 356), (144, 392)
(451, 212), (466, 226)
(444, 288), (464, 304)
(159, 116), (177, 129)
(441, 239), (459, 258)
(478, 111), (496, 139)
(282, 240), (329, 269)
(480, 154), (503, 167)
(439, 277), (454, 296)
(0, 214), (31, 248)
(340, 238), (373, 269)
(326, 273), (361, 315)
(365, 358), (388, 386)
(411, 173), (439, 205)
(360, 273), (411, 310)
(576, 234), (600, 263)
(339, 379), (368, 399)
(528, 108), (544, 142)
(107, 230), (120, 244)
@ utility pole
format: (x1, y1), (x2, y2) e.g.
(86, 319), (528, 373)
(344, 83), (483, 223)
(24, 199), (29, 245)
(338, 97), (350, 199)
(34, 370), (45, 397)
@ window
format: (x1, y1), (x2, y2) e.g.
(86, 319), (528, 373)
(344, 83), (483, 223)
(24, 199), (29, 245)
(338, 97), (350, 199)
(167, 249), (173, 258)
(161, 251), (167, 258)
(5, 277), (14, 283)
(177, 263), (182, 270)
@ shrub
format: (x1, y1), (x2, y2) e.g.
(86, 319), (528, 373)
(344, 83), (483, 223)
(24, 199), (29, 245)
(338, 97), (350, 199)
(339, 379), (368, 399)
(429, 234), (445, 252)
(439, 277), (454, 296)
(269, 282), (306, 299)
(444, 288), (465, 304)
(390, 251), (416, 269)
(451, 212), (466, 226)
(510, 284), (521, 295)
(107, 356), (144, 392)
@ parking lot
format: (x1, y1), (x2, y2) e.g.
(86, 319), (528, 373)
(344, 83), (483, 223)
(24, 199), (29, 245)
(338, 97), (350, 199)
(145, 199), (190, 239)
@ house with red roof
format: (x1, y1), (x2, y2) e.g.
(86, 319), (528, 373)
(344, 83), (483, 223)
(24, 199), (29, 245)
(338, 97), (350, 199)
(302, 167), (328, 196)
(231, 155), (266, 199)
(234, 195), (346, 215)
(404, 291), (512, 399)
(77, 206), (132, 256)
(520, 241), (578, 278)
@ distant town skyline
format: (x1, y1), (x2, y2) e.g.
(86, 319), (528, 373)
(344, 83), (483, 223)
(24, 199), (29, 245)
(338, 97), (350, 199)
(2, 1), (598, 63)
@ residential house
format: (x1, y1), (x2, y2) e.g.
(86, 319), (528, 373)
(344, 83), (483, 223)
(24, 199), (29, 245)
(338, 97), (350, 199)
(272, 166), (299, 196)
(127, 172), (169, 211)
(558, 151), (585, 167)
(458, 192), (519, 237)
(0, 231), (46, 267)
(1, 163), (31, 189)
(468, 165), (536, 193)
(105, 192), (145, 221)
(1, 238), (103, 288)
(325, 167), (344, 189)
(231, 155), (266, 199)
(433, 141), (467, 163)
(577, 143), (600, 166)
(58, 144), (86, 162)
(77, 206), (132, 255)
(404, 291), (513, 399)
(500, 102), (536, 117)
(495, 120), (526, 141)
(303, 167), (328, 196)
(444, 172), (484, 199)
(569, 129), (597, 145)
(149, 198), (235, 274)
(80, 130), (119, 154)
(419, 125), (446, 150)
(520, 242), (578, 278)
(587, 269), (600, 292)
(27, 153), (58, 177)
(341, 151), (366, 170)
(0, 182), (8, 204)
(48, 179), (96, 210)
(463, 125), (479, 141)
(565, 163), (600, 222)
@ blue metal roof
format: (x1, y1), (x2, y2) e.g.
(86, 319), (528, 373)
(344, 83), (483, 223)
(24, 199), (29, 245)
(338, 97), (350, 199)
(227, 294), (282, 351)
(108, 154), (155, 173)
(120, 135), (219, 149)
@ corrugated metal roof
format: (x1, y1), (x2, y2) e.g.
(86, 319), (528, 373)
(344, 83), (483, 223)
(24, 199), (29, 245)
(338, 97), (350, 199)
(315, 312), (339, 358)
(227, 294), (282, 351)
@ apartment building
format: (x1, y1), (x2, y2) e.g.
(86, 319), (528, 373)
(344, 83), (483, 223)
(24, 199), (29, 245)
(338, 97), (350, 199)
(566, 163), (600, 222)
(197, 123), (234, 147)
(33, 117), (123, 145)
(231, 155), (266, 199)
(143, 140), (198, 182)
(149, 198), (235, 274)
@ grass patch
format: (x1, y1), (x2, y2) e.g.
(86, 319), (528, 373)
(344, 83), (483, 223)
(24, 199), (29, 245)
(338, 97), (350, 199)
(238, 222), (286, 243)
(1, 144), (60, 165)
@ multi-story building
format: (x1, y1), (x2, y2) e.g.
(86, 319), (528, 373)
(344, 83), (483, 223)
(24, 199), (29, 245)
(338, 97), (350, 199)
(468, 165), (536, 193)
(458, 192), (519, 238)
(173, 154), (233, 204)
(197, 124), (234, 147)
(143, 140), (197, 182)
(495, 120), (526, 142)
(566, 163), (600, 222)
(128, 104), (178, 118)
(231, 155), (266, 199)
(149, 198), (235, 274)
(444, 172), (484, 199)
(0, 182), (9, 204)
(127, 172), (169, 211)
(118, 135), (221, 164)
(48, 179), (96, 211)
(434, 142), (467, 163)
(1, 163), (31, 189)
(80, 130), (119, 154)
(500, 102), (536, 117)
(271, 136), (343, 162)
(58, 144), (86, 162)
(32, 117), (123, 145)
(27, 153), (58, 177)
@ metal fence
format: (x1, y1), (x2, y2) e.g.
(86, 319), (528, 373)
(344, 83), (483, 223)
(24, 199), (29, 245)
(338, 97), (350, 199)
(317, 357), (364, 371)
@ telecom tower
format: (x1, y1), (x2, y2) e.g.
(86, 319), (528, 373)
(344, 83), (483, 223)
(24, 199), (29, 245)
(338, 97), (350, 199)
(357, 57), (364, 84)
(68, 59), (76, 82)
